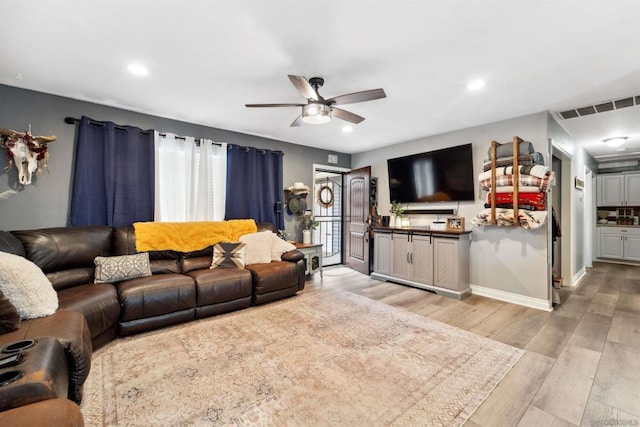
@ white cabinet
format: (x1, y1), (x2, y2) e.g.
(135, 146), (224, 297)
(624, 175), (640, 206)
(597, 173), (640, 206)
(371, 228), (470, 299)
(434, 237), (470, 291)
(390, 232), (433, 284)
(598, 227), (640, 261)
(373, 232), (392, 275)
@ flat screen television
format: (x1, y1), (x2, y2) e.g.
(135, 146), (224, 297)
(387, 143), (475, 203)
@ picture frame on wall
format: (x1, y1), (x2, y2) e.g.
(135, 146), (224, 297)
(446, 216), (465, 231)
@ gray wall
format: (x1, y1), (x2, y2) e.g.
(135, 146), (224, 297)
(0, 84), (350, 236)
(353, 112), (552, 304)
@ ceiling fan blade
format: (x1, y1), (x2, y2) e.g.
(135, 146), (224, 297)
(288, 75), (318, 101)
(290, 115), (304, 127)
(326, 88), (386, 105)
(245, 103), (304, 108)
(331, 107), (365, 124)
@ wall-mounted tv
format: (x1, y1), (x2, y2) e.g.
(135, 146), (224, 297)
(387, 143), (475, 203)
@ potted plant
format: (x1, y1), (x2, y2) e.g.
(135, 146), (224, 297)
(389, 201), (404, 227)
(301, 212), (319, 244)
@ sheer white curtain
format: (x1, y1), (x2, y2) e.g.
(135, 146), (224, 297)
(154, 132), (227, 221)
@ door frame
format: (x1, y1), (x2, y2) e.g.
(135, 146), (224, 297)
(312, 164), (350, 264)
(550, 138), (574, 289)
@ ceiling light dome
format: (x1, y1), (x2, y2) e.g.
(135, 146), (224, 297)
(302, 103), (331, 124)
(603, 137), (628, 147)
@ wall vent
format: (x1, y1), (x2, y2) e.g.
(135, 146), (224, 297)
(557, 95), (639, 119)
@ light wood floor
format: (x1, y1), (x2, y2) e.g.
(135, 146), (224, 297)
(301, 262), (640, 426)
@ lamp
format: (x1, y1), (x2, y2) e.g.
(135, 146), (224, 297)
(302, 103), (331, 124)
(603, 137), (628, 147)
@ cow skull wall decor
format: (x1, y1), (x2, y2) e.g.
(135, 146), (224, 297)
(0, 127), (56, 185)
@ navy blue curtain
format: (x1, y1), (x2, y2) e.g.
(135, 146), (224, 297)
(225, 145), (284, 229)
(69, 116), (154, 227)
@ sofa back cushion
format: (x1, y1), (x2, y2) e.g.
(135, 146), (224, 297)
(0, 230), (26, 257)
(113, 227), (181, 274)
(12, 226), (113, 291)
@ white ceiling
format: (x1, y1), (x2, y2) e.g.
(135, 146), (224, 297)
(1, 0), (639, 159)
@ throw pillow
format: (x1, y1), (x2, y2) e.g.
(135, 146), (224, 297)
(0, 251), (59, 319)
(271, 233), (296, 261)
(239, 231), (274, 265)
(0, 288), (21, 333)
(94, 252), (152, 283)
(210, 242), (246, 269)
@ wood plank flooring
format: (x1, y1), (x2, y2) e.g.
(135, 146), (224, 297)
(302, 262), (640, 426)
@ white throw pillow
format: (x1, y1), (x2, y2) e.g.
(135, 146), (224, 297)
(271, 233), (296, 261)
(0, 252), (58, 319)
(239, 231), (274, 265)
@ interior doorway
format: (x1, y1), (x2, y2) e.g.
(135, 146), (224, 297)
(313, 164), (350, 267)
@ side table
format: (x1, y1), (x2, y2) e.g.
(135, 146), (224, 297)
(294, 243), (323, 278)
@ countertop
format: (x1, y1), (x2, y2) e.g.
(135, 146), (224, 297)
(596, 223), (640, 228)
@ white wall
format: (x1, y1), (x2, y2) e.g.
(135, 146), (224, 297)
(353, 112), (551, 306)
(547, 113), (597, 284)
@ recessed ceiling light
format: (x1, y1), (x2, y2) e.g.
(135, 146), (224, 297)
(342, 126), (353, 133)
(467, 79), (485, 91)
(127, 63), (149, 77)
(603, 137), (628, 147)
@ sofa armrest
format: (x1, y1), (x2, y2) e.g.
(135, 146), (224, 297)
(281, 249), (304, 262)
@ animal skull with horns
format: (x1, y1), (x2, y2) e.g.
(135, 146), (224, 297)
(0, 127), (56, 185)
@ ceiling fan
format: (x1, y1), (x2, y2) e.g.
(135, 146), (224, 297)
(245, 75), (386, 127)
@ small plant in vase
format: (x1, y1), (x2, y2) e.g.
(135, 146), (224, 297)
(389, 201), (405, 227)
(300, 212), (319, 244)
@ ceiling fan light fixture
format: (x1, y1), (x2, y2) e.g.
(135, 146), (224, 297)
(603, 137), (628, 147)
(302, 103), (331, 124)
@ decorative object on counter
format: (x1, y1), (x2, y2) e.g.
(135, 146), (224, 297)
(597, 210), (610, 225)
(389, 200), (405, 227)
(0, 125), (57, 188)
(446, 217), (465, 231)
(616, 208), (635, 225)
(300, 211), (319, 244)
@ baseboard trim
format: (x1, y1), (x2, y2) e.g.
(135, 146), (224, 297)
(570, 267), (587, 288)
(470, 284), (552, 312)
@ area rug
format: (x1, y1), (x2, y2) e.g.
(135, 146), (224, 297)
(80, 289), (523, 426)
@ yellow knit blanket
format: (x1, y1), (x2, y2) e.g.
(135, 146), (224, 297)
(133, 220), (257, 252)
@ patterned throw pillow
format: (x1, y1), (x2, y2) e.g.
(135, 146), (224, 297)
(211, 242), (246, 269)
(94, 253), (152, 283)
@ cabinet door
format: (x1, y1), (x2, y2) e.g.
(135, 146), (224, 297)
(433, 237), (459, 290)
(410, 234), (433, 285)
(600, 233), (624, 259)
(625, 174), (640, 206)
(373, 232), (392, 275)
(391, 233), (411, 280)
(598, 175), (624, 206)
(623, 234), (640, 261)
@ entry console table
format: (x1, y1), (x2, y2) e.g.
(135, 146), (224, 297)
(295, 243), (323, 278)
(371, 226), (471, 299)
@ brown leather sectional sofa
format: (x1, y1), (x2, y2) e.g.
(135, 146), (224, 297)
(0, 221), (305, 424)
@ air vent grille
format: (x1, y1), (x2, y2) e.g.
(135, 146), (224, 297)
(557, 95), (639, 119)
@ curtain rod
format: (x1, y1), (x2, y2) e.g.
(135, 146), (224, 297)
(64, 116), (152, 135)
(227, 144), (284, 155)
(157, 132), (222, 147)
(65, 117), (220, 145)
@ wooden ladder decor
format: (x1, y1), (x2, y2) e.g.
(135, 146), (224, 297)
(489, 136), (523, 226)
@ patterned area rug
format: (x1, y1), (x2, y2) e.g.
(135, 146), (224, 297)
(81, 289), (523, 426)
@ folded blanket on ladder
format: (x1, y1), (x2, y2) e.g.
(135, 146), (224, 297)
(472, 208), (548, 229)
